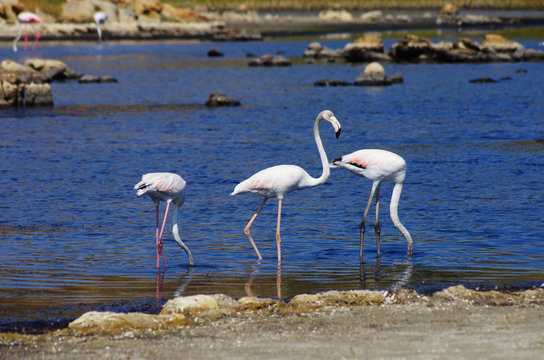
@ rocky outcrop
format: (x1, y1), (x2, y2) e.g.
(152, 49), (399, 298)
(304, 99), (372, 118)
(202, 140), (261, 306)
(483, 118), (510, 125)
(248, 54), (291, 66)
(65, 286), (544, 335)
(354, 62), (403, 86)
(328, 33), (544, 64)
(205, 93), (241, 107)
(0, 59), (56, 106)
(342, 34), (392, 63)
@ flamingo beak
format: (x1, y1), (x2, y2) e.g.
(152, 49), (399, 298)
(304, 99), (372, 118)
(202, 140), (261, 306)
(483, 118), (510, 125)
(335, 128), (341, 139)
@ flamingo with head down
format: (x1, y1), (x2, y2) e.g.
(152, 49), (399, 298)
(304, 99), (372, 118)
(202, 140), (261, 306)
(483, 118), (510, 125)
(331, 149), (413, 259)
(135, 172), (194, 269)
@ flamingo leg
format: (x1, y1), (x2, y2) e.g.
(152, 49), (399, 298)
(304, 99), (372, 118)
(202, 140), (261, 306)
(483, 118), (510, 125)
(374, 183), (381, 257)
(360, 181), (380, 261)
(158, 201), (171, 268)
(24, 26), (28, 51)
(276, 198), (282, 265)
(31, 26), (40, 51)
(155, 204), (160, 269)
(244, 198), (267, 260)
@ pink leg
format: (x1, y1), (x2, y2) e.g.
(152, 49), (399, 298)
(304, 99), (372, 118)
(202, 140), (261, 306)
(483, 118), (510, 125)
(155, 204), (160, 269)
(24, 27), (28, 51)
(32, 30), (40, 51)
(244, 198), (267, 260)
(158, 201), (171, 268)
(276, 199), (283, 265)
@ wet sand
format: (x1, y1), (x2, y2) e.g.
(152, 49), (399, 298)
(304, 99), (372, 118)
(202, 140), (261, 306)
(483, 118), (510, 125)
(2, 288), (544, 359)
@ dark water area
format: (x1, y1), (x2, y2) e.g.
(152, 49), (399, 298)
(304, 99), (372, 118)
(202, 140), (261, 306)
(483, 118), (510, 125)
(0, 35), (543, 332)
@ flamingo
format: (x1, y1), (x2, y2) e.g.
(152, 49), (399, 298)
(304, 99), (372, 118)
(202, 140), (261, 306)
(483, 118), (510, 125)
(13, 11), (42, 52)
(331, 149), (413, 259)
(134, 172), (194, 269)
(93, 11), (108, 41)
(230, 110), (342, 264)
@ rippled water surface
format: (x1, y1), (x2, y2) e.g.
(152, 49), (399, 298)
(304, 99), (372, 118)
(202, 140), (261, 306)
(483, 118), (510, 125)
(0, 37), (543, 330)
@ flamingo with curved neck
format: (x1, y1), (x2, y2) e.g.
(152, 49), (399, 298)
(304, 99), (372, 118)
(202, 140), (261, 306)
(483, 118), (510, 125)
(231, 110), (341, 264)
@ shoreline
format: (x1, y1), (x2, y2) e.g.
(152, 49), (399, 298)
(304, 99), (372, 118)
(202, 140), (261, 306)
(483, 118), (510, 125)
(1, 10), (544, 44)
(2, 286), (544, 359)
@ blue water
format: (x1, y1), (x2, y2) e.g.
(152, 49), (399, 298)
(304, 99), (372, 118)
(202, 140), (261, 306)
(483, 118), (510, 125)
(0, 37), (543, 328)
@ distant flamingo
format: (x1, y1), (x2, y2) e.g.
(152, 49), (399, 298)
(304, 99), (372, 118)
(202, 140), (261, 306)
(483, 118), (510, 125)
(331, 149), (413, 258)
(93, 11), (108, 41)
(13, 11), (42, 52)
(135, 172), (194, 269)
(231, 110), (341, 264)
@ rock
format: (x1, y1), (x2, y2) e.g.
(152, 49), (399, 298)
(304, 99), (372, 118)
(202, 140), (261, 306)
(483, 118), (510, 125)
(441, 3), (460, 14)
(313, 79), (351, 87)
(345, 34), (385, 53)
(431, 285), (514, 305)
(238, 297), (278, 310)
(160, 4), (212, 22)
(61, 0), (97, 23)
(161, 294), (219, 315)
(390, 34), (434, 61)
(303, 42), (339, 59)
(480, 34), (524, 53)
(249, 54), (291, 67)
(100, 75), (117, 83)
(207, 48), (224, 57)
(0, 59), (40, 83)
(354, 62), (403, 86)
(363, 61), (385, 77)
(78, 75), (100, 83)
(453, 38), (480, 51)
(68, 311), (188, 335)
(289, 290), (386, 310)
(24, 83), (54, 106)
(0, 80), (23, 106)
(318, 10), (353, 22)
(24, 58), (81, 81)
(205, 93), (241, 107)
(0, 0), (21, 23)
(360, 10), (382, 22)
(343, 34), (392, 63)
(522, 49), (544, 61)
(469, 77), (499, 83)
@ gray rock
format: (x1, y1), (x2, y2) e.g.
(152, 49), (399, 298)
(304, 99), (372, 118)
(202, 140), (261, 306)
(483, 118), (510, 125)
(205, 93), (241, 107)
(24, 83), (54, 106)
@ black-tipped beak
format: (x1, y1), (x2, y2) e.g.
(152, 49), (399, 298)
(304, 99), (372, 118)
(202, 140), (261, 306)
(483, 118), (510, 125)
(335, 128), (341, 139)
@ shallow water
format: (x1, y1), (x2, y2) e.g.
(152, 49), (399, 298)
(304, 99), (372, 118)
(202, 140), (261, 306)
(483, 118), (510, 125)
(0, 37), (543, 330)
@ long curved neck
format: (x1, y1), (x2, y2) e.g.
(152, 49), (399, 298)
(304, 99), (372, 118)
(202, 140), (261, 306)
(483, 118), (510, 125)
(390, 182), (413, 254)
(172, 205), (194, 265)
(304, 116), (331, 188)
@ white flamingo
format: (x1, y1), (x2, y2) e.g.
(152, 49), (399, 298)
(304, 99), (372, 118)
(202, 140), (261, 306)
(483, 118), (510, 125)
(231, 110), (341, 264)
(331, 149), (413, 258)
(135, 172), (194, 269)
(93, 11), (108, 41)
(13, 11), (42, 52)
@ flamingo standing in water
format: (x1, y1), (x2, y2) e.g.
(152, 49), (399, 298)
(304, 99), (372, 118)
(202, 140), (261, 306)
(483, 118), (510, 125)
(93, 11), (108, 41)
(135, 172), (194, 269)
(13, 11), (42, 52)
(331, 149), (413, 259)
(231, 110), (342, 265)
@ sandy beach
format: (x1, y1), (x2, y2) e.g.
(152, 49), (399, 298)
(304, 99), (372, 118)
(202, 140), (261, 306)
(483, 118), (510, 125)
(2, 287), (543, 359)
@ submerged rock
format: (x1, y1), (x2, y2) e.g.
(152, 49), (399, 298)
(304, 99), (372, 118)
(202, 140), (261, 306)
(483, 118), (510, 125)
(205, 93), (241, 107)
(354, 62), (403, 86)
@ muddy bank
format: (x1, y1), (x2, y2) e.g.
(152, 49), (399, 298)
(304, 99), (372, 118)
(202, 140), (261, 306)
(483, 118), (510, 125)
(1, 286), (543, 359)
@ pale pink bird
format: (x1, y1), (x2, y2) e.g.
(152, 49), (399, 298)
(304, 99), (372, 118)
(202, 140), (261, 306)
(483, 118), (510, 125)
(135, 172), (194, 269)
(13, 11), (42, 52)
(331, 149), (413, 258)
(231, 110), (342, 264)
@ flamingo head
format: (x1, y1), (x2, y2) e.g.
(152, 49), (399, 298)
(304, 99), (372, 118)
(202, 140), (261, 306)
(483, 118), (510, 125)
(318, 110), (341, 139)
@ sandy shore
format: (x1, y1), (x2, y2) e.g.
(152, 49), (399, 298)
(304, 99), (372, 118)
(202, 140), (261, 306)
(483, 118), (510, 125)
(2, 287), (544, 359)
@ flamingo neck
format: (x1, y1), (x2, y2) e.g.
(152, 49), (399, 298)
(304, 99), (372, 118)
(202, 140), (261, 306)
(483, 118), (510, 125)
(171, 205), (194, 265)
(390, 182), (413, 251)
(304, 115), (330, 188)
